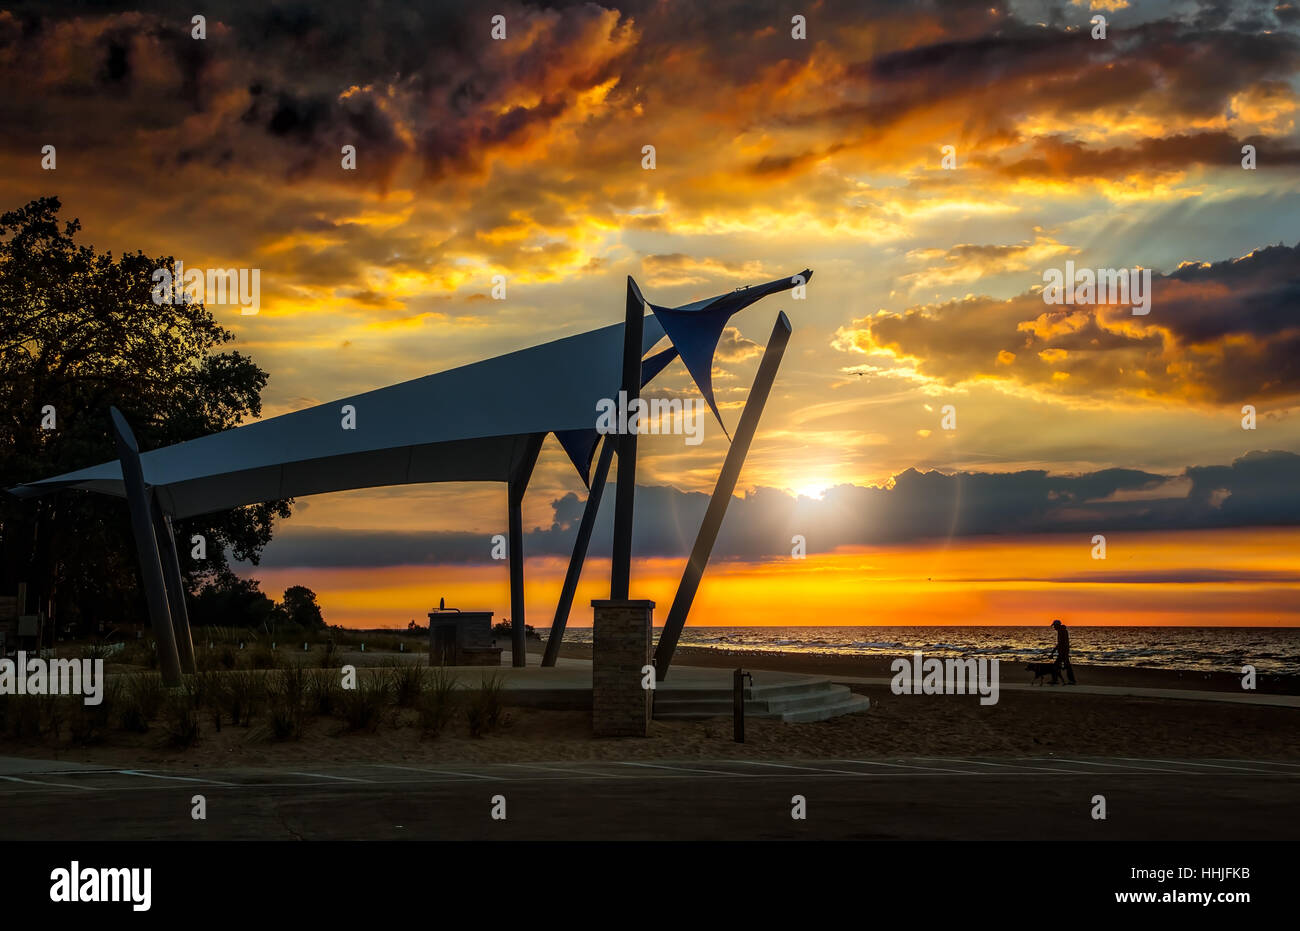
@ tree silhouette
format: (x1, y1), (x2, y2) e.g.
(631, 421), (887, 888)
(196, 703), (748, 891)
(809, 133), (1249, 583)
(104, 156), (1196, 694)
(279, 585), (325, 630)
(0, 196), (291, 633)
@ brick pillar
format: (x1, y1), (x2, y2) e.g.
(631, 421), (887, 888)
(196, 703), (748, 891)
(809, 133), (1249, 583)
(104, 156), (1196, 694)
(592, 599), (654, 737)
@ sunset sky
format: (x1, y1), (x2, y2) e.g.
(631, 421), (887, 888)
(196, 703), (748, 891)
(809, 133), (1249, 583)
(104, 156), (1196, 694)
(3, 0), (1299, 627)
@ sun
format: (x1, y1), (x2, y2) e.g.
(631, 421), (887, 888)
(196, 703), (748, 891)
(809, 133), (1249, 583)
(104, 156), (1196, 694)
(793, 482), (829, 500)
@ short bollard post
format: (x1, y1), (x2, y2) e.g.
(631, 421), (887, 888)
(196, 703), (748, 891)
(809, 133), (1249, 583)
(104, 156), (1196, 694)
(734, 668), (753, 743)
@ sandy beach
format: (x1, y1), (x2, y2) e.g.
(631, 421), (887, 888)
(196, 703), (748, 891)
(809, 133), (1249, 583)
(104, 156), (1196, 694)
(0, 639), (1295, 770)
(13, 683), (1297, 769)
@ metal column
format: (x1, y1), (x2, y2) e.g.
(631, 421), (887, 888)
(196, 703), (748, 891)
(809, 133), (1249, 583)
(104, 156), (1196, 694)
(150, 493), (197, 674)
(610, 277), (645, 600)
(541, 435), (615, 666)
(507, 434), (545, 668)
(109, 407), (184, 686)
(653, 311), (792, 681)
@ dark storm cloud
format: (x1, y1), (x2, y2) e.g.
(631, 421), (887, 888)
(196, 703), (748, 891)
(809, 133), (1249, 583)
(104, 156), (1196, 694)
(819, 13), (1300, 171)
(6, 0), (1297, 187)
(251, 450), (1300, 567)
(995, 132), (1300, 179)
(0, 1), (628, 185)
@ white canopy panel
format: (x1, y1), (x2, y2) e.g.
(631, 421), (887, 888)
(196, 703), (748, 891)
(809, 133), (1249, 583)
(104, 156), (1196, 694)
(10, 316), (667, 519)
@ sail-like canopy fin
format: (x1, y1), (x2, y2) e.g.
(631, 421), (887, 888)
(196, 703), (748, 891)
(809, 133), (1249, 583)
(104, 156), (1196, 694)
(647, 270), (811, 438)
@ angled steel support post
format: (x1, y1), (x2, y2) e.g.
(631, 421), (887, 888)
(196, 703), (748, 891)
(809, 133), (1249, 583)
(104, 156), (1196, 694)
(151, 492), (197, 674)
(109, 407), (184, 686)
(542, 436), (615, 667)
(610, 277), (645, 600)
(653, 311), (792, 681)
(508, 434), (546, 668)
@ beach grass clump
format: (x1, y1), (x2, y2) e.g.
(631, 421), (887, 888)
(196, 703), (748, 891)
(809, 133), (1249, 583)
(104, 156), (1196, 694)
(1, 694), (51, 739)
(115, 638), (159, 669)
(267, 692), (301, 740)
(162, 691), (200, 748)
(222, 670), (263, 727)
(280, 661), (308, 705)
(195, 643), (231, 672)
(388, 663), (426, 708)
(266, 663), (308, 740)
(111, 639), (145, 668)
(80, 640), (116, 662)
(193, 671), (224, 731)
(249, 642), (280, 670)
(118, 673), (165, 732)
(340, 674), (387, 732)
(464, 672), (506, 738)
(40, 694), (65, 742)
(417, 668), (459, 736)
(194, 645), (217, 672)
(180, 671), (213, 712)
(67, 683), (116, 745)
(308, 668), (342, 716)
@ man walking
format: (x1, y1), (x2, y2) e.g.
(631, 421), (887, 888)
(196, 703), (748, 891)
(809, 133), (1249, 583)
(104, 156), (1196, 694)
(1050, 619), (1076, 685)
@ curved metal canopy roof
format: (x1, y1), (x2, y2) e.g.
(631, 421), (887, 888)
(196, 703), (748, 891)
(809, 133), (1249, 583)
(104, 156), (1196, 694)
(8, 271), (808, 519)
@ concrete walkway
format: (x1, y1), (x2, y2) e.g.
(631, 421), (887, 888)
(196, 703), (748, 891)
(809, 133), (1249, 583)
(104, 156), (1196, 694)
(825, 673), (1300, 708)
(428, 655), (1300, 709)
(103, 650), (1300, 709)
(425, 657), (853, 717)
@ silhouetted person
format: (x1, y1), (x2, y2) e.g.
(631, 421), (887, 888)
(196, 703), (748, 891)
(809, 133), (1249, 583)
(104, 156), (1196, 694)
(1051, 619), (1076, 684)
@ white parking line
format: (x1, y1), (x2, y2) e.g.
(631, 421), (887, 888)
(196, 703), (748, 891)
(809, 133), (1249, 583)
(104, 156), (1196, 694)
(615, 761), (747, 777)
(1216, 759), (1300, 769)
(1041, 758), (1191, 774)
(500, 763), (627, 779)
(727, 760), (870, 776)
(1114, 758), (1274, 773)
(362, 764), (501, 781)
(915, 757), (1093, 774)
(118, 770), (235, 786)
(837, 759), (972, 774)
(0, 775), (92, 791)
(285, 771), (374, 783)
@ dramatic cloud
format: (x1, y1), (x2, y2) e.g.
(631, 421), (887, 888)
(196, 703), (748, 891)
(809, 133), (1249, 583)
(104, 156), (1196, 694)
(898, 234), (1075, 291)
(252, 450), (1300, 567)
(4, 0), (1299, 559)
(835, 242), (1300, 406)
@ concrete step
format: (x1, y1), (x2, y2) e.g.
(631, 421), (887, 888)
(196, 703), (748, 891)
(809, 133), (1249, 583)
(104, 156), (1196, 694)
(656, 678), (838, 704)
(744, 679), (840, 700)
(764, 685), (860, 714)
(653, 677), (869, 723)
(653, 685), (855, 717)
(778, 693), (871, 723)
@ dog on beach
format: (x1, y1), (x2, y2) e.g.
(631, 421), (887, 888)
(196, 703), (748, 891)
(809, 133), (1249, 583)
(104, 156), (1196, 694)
(1026, 660), (1062, 685)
